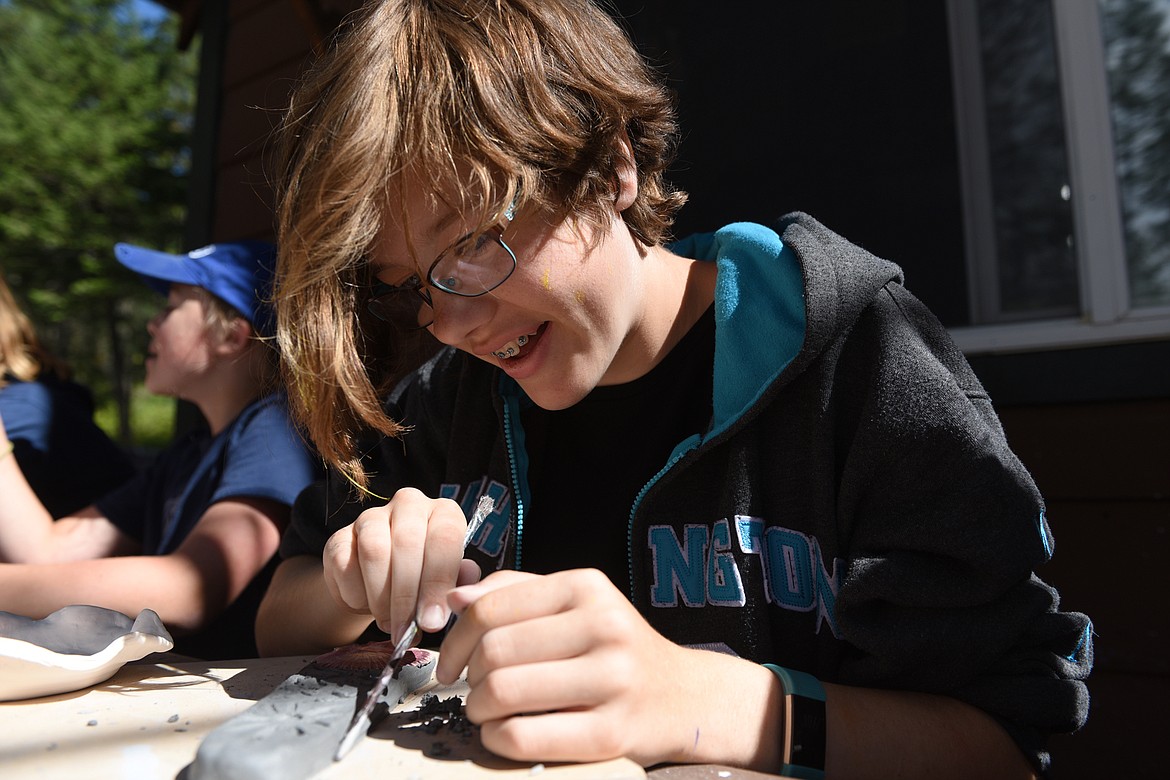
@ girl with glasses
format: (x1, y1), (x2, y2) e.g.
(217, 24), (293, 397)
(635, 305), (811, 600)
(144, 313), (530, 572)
(259, 2), (1091, 777)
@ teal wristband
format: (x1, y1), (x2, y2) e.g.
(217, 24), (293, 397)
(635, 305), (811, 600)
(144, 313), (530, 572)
(763, 664), (826, 780)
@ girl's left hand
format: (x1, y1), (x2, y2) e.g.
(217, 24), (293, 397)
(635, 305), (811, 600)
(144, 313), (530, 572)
(436, 568), (781, 769)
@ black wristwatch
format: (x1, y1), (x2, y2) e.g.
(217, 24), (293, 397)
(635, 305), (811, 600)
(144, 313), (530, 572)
(763, 664), (826, 780)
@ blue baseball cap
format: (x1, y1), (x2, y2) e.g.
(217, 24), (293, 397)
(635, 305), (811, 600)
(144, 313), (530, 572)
(114, 241), (277, 335)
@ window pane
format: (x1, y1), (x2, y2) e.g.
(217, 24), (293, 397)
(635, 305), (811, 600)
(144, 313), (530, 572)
(977, 0), (1080, 319)
(1100, 0), (1170, 308)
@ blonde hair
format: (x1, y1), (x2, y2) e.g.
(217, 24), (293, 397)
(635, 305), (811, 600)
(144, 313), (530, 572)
(186, 285), (246, 342)
(0, 271), (70, 388)
(274, 0), (686, 486)
(182, 284), (278, 389)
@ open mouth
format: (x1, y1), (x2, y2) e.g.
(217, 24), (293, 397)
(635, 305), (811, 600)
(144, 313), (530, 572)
(492, 323), (546, 360)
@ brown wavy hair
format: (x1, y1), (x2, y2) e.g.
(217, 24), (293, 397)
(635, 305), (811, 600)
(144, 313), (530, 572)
(273, 0), (686, 487)
(0, 270), (70, 388)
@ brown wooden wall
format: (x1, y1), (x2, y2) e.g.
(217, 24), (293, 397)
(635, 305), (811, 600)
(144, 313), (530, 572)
(1000, 400), (1169, 777)
(211, 1), (293, 241)
(202, 0), (318, 244)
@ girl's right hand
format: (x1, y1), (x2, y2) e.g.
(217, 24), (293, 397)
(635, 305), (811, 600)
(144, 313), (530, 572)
(320, 487), (482, 641)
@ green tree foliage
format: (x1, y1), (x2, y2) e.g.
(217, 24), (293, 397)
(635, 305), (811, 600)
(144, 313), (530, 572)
(0, 0), (196, 445)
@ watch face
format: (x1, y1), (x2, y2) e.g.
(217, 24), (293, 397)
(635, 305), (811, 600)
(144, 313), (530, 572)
(785, 694), (827, 771)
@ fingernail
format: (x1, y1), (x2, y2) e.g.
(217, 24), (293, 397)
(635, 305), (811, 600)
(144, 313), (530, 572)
(418, 603), (445, 631)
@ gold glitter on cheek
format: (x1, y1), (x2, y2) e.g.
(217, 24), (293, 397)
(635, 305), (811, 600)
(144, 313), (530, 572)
(575, 290), (586, 304)
(541, 268), (551, 290)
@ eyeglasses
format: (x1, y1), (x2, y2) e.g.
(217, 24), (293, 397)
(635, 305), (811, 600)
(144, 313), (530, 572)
(367, 206), (517, 330)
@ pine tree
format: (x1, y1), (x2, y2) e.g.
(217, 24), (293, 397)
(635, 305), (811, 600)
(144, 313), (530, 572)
(0, 0), (196, 444)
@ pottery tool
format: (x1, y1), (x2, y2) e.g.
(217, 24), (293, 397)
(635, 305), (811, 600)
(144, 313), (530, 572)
(334, 494), (495, 761)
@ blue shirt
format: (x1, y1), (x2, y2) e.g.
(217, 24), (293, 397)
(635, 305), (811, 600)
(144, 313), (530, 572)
(98, 393), (319, 555)
(0, 375), (136, 517)
(96, 392), (322, 658)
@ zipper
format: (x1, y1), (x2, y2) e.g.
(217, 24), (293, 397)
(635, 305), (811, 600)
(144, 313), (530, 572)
(501, 387), (526, 571)
(626, 444), (697, 601)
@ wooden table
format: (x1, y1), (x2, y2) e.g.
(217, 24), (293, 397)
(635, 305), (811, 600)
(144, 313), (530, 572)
(0, 654), (787, 779)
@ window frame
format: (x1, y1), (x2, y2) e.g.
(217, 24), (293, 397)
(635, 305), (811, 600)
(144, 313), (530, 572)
(945, 0), (1170, 354)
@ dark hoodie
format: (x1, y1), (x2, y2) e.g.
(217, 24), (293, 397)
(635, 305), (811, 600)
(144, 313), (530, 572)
(284, 213), (1092, 774)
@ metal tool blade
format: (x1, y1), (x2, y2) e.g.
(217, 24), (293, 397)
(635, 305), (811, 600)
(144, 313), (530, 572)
(333, 494), (495, 761)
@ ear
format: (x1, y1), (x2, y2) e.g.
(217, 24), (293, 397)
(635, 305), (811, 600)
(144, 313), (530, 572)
(614, 128), (638, 213)
(214, 318), (254, 357)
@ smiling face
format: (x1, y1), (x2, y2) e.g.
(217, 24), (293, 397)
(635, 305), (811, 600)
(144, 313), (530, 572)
(373, 194), (659, 411)
(144, 284), (218, 399)
(271, 0), (691, 484)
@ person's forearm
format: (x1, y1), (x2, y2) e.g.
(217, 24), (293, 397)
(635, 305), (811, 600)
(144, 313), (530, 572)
(669, 650), (1034, 778)
(255, 555), (374, 656)
(0, 451), (128, 563)
(661, 650), (785, 770)
(821, 683), (1036, 780)
(0, 554), (214, 633)
(0, 437), (57, 561)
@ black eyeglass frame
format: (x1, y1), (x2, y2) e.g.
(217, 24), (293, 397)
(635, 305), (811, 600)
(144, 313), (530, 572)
(366, 209), (518, 330)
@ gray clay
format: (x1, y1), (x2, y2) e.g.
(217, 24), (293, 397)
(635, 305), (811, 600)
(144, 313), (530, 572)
(188, 648), (435, 780)
(0, 605), (171, 655)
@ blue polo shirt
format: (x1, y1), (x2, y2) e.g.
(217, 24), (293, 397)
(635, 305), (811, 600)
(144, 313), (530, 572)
(1, 374), (136, 517)
(97, 393), (318, 554)
(96, 392), (322, 658)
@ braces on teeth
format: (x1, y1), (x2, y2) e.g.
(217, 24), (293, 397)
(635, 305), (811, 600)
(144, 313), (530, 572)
(493, 333), (528, 359)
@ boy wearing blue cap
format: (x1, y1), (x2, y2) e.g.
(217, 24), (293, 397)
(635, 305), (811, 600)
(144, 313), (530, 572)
(0, 241), (321, 660)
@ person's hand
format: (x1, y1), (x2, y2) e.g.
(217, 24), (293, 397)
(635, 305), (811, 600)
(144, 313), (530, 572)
(320, 487), (482, 640)
(436, 568), (766, 768)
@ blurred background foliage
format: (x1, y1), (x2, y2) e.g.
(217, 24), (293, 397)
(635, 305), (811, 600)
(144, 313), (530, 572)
(0, 0), (196, 452)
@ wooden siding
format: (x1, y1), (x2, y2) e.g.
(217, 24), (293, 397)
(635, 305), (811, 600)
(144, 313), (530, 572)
(999, 400), (1170, 777)
(205, 0), (317, 243)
